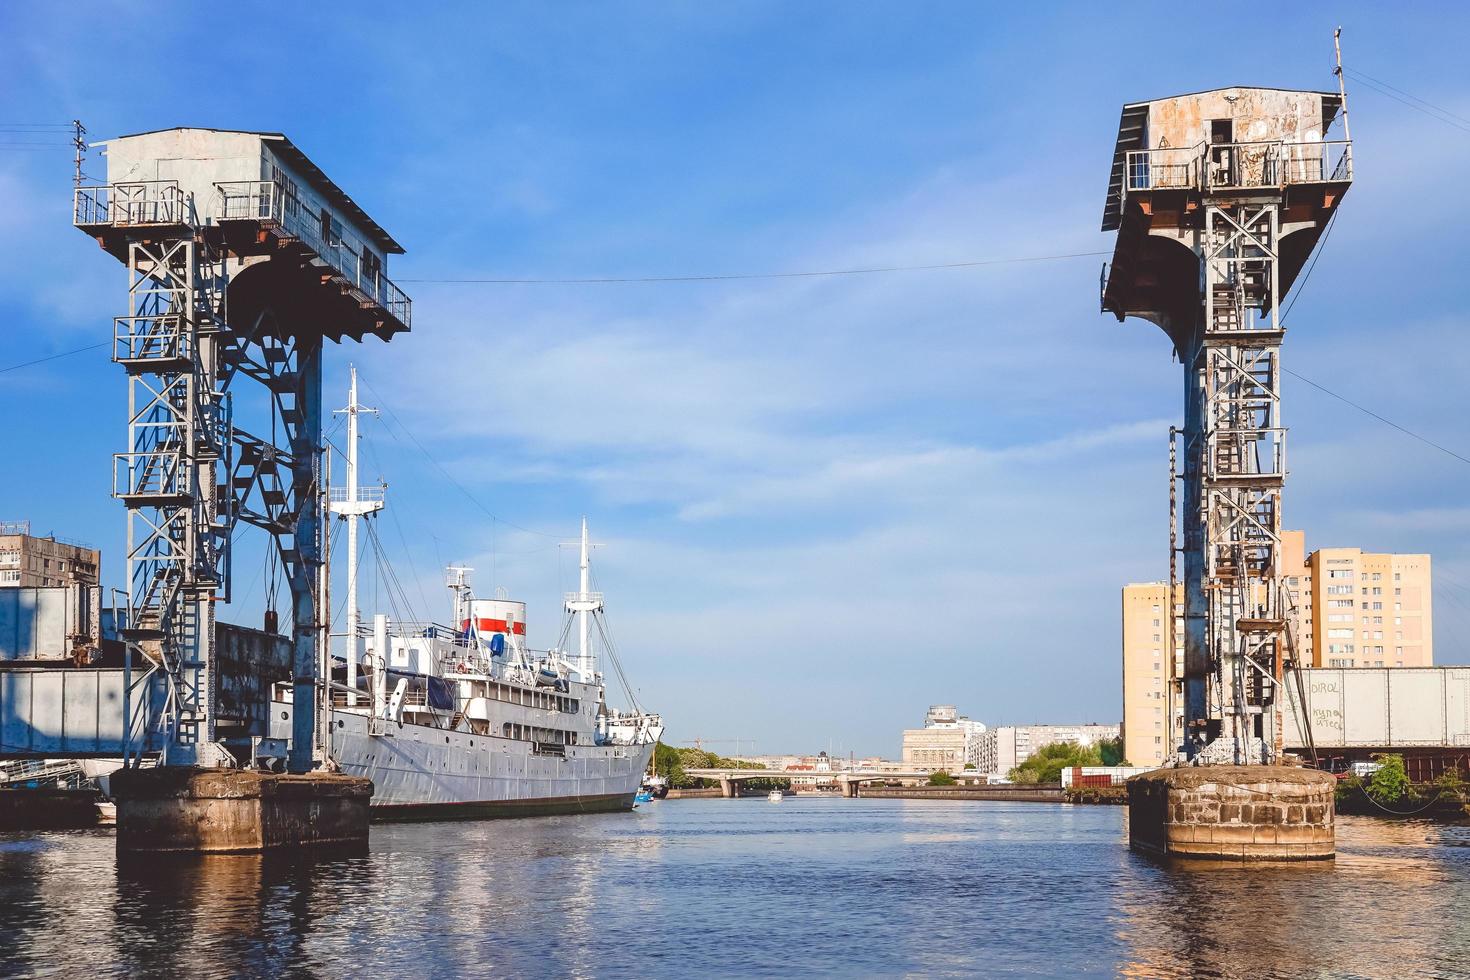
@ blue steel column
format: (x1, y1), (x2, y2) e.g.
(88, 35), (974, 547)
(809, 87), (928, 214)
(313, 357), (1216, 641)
(1179, 327), (1208, 757)
(288, 333), (323, 774)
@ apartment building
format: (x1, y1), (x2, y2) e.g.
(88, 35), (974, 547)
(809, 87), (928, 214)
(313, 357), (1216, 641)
(1282, 530), (1432, 669)
(1120, 582), (1183, 768)
(976, 723), (1120, 777)
(0, 521), (100, 588)
(1122, 532), (1435, 767)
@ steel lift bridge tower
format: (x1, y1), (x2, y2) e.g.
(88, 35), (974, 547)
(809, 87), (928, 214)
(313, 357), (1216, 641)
(74, 129), (411, 773)
(1101, 89), (1351, 764)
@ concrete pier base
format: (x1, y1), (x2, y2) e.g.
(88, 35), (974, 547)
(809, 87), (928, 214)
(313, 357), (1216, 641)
(1127, 765), (1335, 862)
(111, 767), (373, 854)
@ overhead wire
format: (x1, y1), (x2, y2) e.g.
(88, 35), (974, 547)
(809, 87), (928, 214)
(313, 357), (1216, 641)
(396, 249), (1111, 285)
(357, 375), (569, 540)
(1344, 69), (1470, 135)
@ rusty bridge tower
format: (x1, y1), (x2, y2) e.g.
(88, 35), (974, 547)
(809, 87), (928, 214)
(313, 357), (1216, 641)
(74, 129), (411, 774)
(1101, 90), (1351, 764)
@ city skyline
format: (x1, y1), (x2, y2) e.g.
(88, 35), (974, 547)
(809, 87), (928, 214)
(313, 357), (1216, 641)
(2, 5), (1469, 755)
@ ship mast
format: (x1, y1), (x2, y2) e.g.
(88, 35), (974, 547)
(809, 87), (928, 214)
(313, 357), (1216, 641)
(329, 366), (384, 706)
(565, 517), (603, 682)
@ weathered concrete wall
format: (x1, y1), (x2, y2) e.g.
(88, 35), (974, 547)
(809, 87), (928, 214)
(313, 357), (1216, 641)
(1128, 766), (1334, 861)
(112, 767), (372, 854)
(1144, 88), (1330, 150)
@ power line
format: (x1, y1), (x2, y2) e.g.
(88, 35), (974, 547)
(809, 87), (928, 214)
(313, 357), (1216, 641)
(0, 341), (108, 375)
(396, 249), (1111, 285)
(1345, 70), (1470, 136)
(1280, 209), (1337, 323)
(1284, 368), (1470, 467)
(356, 375), (569, 540)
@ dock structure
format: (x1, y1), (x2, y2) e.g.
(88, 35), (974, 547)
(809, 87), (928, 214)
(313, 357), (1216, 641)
(1100, 72), (1352, 859)
(40, 127), (411, 849)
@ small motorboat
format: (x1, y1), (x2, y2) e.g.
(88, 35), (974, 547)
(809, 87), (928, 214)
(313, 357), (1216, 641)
(634, 789), (654, 805)
(767, 789), (783, 803)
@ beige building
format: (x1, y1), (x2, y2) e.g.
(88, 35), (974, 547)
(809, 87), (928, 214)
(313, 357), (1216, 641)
(1122, 532), (1435, 767)
(0, 522), (100, 588)
(901, 704), (987, 772)
(1120, 582), (1182, 768)
(1282, 530), (1432, 669)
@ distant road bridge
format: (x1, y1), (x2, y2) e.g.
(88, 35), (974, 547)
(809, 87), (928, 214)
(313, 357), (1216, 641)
(684, 768), (935, 798)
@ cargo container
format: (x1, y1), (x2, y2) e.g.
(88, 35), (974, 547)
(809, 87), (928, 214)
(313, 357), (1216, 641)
(1283, 667), (1470, 749)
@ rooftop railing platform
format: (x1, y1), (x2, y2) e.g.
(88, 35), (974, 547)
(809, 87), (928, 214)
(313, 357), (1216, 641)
(74, 179), (411, 337)
(1123, 140), (1352, 197)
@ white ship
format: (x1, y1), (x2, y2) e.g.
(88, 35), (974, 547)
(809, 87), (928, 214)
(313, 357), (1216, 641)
(271, 369), (662, 818)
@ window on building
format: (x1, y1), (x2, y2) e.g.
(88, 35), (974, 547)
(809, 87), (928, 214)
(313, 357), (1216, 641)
(1395, 572), (1401, 582)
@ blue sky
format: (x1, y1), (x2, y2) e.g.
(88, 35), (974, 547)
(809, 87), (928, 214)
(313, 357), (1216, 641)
(3, 3), (1469, 757)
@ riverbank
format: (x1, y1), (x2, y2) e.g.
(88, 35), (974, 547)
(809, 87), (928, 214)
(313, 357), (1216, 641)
(860, 785), (1066, 803)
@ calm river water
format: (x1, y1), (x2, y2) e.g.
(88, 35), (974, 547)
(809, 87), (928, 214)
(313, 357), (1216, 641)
(3, 797), (1469, 978)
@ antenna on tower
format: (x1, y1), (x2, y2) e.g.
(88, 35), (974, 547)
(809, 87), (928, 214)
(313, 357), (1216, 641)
(1333, 27), (1352, 144)
(71, 119), (86, 188)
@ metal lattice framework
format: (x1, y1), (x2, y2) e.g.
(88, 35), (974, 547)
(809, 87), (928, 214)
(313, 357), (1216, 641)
(109, 205), (323, 771)
(1180, 202), (1289, 764)
(115, 235), (230, 763)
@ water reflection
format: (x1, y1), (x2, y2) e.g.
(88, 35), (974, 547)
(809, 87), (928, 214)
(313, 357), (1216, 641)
(1114, 816), (1469, 979)
(2, 804), (1469, 977)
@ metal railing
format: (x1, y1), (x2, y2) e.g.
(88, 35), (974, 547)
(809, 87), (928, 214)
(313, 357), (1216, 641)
(329, 485), (386, 505)
(74, 181), (191, 226)
(1124, 140), (1352, 197)
(113, 314), (192, 364)
(75, 179), (410, 328)
(1206, 427), (1286, 480)
(113, 451), (191, 500)
(215, 180), (412, 327)
(1125, 146), (1199, 192)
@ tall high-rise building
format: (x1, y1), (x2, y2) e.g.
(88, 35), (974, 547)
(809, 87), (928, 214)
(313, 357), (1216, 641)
(0, 521), (100, 588)
(1123, 531), (1435, 766)
(1281, 530), (1433, 669)
(1120, 582), (1182, 768)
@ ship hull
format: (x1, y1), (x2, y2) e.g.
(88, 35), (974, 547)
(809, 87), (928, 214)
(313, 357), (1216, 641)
(273, 704), (655, 821)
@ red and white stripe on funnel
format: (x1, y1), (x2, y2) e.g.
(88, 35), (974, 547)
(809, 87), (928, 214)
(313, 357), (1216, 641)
(462, 598), (527, 639)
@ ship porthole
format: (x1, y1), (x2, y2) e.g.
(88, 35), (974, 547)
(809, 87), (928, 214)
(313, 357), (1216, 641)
(337, 720), (345, 729)
(280, 711), (288, 720)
